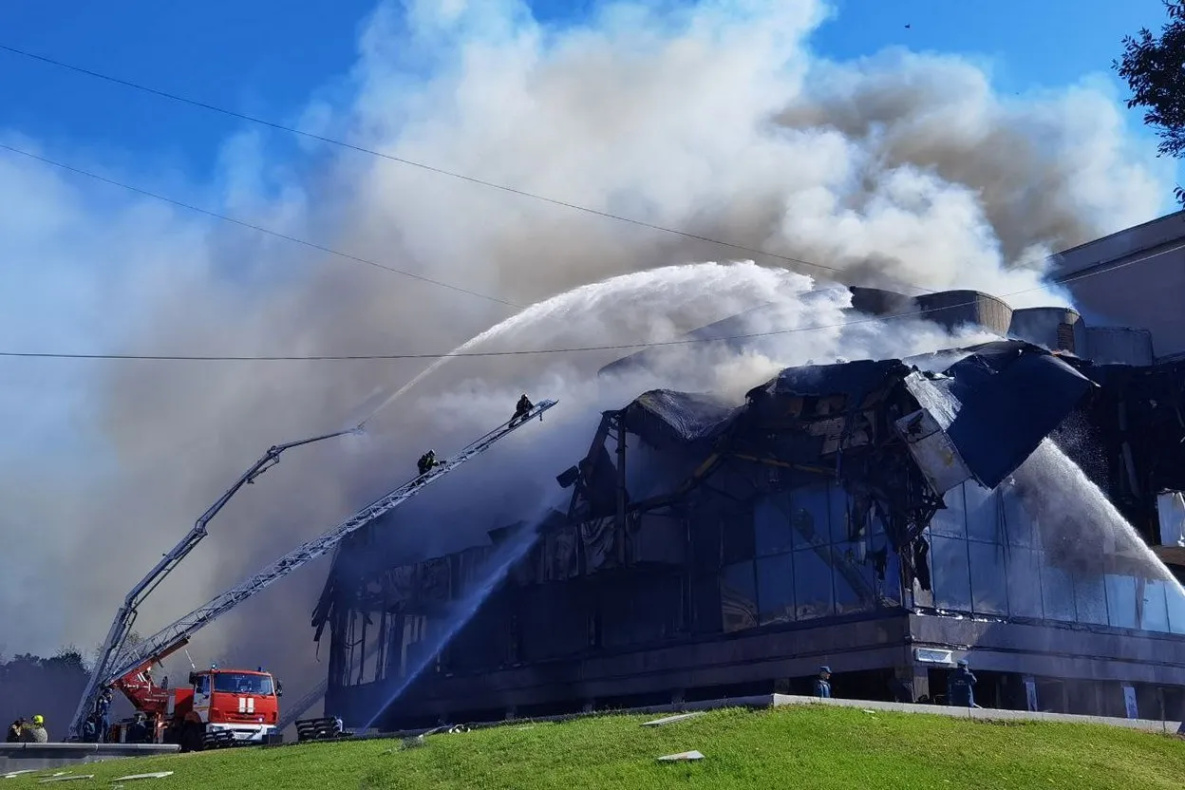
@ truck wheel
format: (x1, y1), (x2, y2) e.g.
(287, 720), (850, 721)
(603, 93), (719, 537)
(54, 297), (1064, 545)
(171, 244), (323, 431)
(181, 722), (205, 753)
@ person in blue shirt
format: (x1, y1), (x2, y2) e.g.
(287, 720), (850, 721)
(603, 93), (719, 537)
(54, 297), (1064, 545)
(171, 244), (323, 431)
(813, 666), (832, 698)
(948, 659), (977, 707)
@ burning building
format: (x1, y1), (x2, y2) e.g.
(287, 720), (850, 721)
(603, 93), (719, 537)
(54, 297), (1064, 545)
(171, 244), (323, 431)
(314, 287), (1185, 730)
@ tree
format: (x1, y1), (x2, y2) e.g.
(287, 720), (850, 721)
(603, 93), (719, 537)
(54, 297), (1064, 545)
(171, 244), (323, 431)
(1116, 1), (1185, 204)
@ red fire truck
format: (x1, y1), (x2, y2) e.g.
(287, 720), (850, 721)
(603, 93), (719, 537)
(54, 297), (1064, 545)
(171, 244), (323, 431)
(106, 641), (281, 751)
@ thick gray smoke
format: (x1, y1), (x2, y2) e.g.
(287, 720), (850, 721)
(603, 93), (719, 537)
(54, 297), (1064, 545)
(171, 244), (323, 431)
(0, 0), (1169, 708)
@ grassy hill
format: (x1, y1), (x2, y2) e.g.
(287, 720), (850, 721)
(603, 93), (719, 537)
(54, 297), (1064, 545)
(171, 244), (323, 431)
(8, 706), (1185, 789)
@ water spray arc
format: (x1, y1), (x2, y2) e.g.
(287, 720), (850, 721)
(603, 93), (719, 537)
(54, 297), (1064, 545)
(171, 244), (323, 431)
(362, 517), (548, 730)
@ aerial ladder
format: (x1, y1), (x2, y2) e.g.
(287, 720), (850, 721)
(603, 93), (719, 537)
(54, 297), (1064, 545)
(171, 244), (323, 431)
(69, 399), (558, 739)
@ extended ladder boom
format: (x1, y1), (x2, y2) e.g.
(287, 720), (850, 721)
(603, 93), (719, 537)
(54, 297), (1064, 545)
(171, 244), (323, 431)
(99, 400), (557, 707)
(69, 428), (357, 739)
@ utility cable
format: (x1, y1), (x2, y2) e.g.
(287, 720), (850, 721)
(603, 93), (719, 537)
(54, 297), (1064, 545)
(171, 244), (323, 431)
(0, 42), (938, 296)
(0, 236), (1177, 362)
(0, 142), (520, 309)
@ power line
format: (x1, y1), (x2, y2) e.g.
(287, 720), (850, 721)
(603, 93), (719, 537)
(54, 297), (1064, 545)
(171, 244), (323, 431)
(0, 41), (935, 296)
(0, 142), (520, 309)
(1, 238), (1177, 362)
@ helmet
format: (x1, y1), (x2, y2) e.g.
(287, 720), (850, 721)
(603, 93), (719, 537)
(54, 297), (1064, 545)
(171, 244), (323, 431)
(820, 666), (831, 675)
(957, 659), (969, 667)
(31, 715), (43, 726)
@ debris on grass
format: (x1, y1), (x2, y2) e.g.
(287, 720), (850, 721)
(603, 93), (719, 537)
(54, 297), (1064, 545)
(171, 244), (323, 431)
(37, 776), (93, 784)
(642, 712), (705, 728)
(112, 772), (174, 781)
(3, 770), (37, 780)
(657, 750), (704, 762)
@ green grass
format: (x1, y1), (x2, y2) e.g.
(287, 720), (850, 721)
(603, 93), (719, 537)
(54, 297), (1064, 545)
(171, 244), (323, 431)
(8, 706), (1185, 789)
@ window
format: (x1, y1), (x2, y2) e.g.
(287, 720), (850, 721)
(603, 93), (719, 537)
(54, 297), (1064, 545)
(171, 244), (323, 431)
(756, 554), (795, 625)
(930, 534), (972, 612)
(722, 513), (756, 565)
(720, 561), (758, 633)
(968, 540), (1008, 616)
(832, 546), (876, 615)
(1006, 549), (1043, 619)
(878, 548), (903, 608)
(1040, 561), (1077, 622)
(1167, 583), (1185, 634)
(964, 484), (1001, 544)
(212, 673), (274, 695)
(930, 485), (967, 539)
(754, 494), (793, 557)
(1074, 573), (1109, 625)
(791, 485), (830, 549)
(827, 482), (852, 544)
(1141, 579), (1170, 633)
(794, 549), (835, 620)
(1105, 575), (1139, 630)
(1000, 485), (1036, 548)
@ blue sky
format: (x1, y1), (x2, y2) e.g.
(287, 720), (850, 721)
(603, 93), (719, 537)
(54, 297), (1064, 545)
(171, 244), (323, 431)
(0, 0), (1174, 179)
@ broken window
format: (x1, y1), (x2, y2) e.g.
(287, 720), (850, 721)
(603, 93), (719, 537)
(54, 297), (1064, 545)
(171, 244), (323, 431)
(930, 484), (967, 540)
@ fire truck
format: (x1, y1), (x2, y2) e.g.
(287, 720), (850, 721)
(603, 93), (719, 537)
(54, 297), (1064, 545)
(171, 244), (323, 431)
(70, 401), (557, 746)
(103, 639), (281, 750)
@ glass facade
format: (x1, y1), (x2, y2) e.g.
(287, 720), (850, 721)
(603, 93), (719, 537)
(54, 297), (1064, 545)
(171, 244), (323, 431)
(922, 481), (1185, 634)
(723, 478), (1185, 635)
(722, 481), (902, 632)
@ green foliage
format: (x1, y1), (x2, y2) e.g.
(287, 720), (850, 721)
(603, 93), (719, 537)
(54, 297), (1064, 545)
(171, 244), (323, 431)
(1115, 0), (1185, 203)
(5, 706), (1184, 789)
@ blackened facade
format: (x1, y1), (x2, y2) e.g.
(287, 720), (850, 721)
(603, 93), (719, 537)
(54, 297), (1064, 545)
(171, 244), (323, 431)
(317, 341), (1185, 730)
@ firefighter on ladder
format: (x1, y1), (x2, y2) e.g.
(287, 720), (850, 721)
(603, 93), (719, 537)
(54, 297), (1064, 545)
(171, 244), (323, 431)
(510, 394), (534, 427)
(417, 450), (438, 476)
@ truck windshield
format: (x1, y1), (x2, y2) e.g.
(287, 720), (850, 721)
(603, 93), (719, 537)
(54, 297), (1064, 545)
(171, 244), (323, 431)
(212, 673), (274, 695)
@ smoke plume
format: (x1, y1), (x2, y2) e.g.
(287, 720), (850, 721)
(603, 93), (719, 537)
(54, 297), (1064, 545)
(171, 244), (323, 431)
(0, 0), (1169, 711)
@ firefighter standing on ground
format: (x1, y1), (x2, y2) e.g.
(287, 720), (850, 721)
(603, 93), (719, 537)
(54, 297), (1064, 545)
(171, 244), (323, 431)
(813, 666), (833, 698)
(22, 715), (48, 743)
(948, 659), (977, 707)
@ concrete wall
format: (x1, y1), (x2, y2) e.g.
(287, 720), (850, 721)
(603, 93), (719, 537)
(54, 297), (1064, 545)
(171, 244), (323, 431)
(0, 742), (178, 774)
(1008, 307), (1085, 354)
(1085, 327), (1155, 366)
(1054, 211), (1185, 359)
(913, 290), (1013, 336)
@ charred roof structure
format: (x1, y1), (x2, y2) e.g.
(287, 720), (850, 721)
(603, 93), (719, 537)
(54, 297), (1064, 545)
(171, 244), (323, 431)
(317, 330), (1185, 730)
